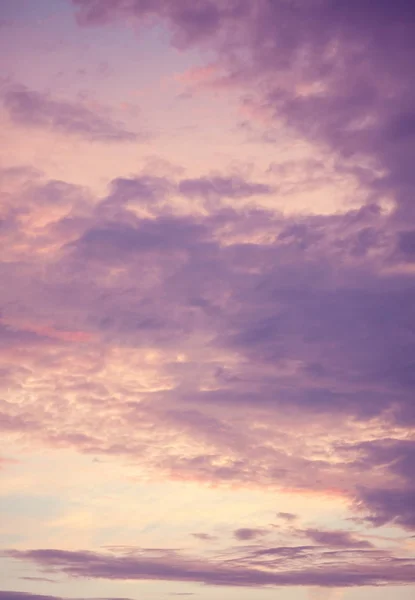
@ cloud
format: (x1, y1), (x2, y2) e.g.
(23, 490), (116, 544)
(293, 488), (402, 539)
(0, 593), (132, 600)
(2, 85), (141, 143)
(304, 529), (373, 549)
(356, 487), (415, 531)
(75, 217), (209, 259)
(71, 0), (415, 221)
(0, 594), (61, 600)
(71, 0), (241, 47)
(344, 439), (415, 483)
(277, 513), (297, 522)
(337, 439), (415, 530)
(191, 533), (216, 542)
(233, 528), (266, 541)
(5, 545), (415, 588)
(2, 4), (415, 598)
(19, 578), (58, 583)
(0, 167), (414, 531)
(396, 230), (415, 261)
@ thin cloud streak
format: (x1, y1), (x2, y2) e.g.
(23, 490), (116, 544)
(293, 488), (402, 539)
(2, 85), (142, 143)
(5, 546), (415, 588)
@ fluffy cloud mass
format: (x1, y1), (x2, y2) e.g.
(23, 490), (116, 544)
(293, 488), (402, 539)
(1, 1), (414, 598)
(1, 166), (414, 527)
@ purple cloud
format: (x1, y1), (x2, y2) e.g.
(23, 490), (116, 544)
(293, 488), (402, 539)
(233, 528), (266, 541)
(0, 594), (61, 600)
(72, 0), (243, 47)
(1, 168), (414, 530)
(191, 533), (216, 542)
(396, 230), (415, 261)
(356, 487), (415, 531)
(5, 545), (415, 588)
(304, 529), (373, 549)
(2, 3), (415, 598)
(71, 0), (415, 220)
(345, 439), (415, 483)
(75, 217), (209, 259)
(277, 513), (297, 522)
(2, 86), (141, 143)
(4, 0), (415, 541)
(19, 578), (58, 583)
(334, 439), (415, 530)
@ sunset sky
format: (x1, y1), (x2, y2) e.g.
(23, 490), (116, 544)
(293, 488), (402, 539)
(1, 2), (415, 600)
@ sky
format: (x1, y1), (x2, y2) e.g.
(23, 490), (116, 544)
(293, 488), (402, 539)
(0, 1), (414, 599)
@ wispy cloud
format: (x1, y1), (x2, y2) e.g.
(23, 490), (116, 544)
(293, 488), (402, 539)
(2, 85), (142, 143)
(5, 544), (415, 588)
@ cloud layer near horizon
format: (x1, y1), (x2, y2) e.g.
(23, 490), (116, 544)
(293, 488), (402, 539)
(5, 540), (415, 588)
